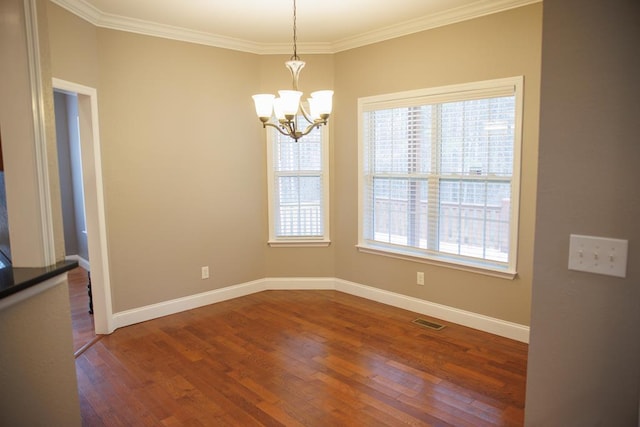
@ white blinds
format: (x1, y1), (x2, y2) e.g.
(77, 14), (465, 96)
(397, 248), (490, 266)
(272, 126), (324, 238)
(361, 85), (518, 267)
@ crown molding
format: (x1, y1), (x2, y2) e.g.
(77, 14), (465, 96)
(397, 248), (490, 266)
(98, 12), (265, 54)
(51, 0), (101, 25)
(258, 42), (335, 56)
(50, 0), (541, 55)
(332, 0), (542, 52)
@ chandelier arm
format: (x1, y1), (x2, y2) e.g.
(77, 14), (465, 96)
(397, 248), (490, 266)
(299, 103), (315, 124)
(262, 122), (291, 137)
(283, 117), (297, 136)
(263, 119), (303, 141)
(298, 121), (326, 139)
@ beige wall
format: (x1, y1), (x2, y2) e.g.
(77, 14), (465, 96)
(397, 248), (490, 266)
(0, 280), (81, 426)
(1, 1), (80, 424)
(46, 3), (541, 324)
(525, 0), (640, 424)
(95, 31), (266, 312)
(0, 0), (64, 266)
(46, 1), (99, 88)
(333, 4), (542, 325)
(49, 2), (268, 311)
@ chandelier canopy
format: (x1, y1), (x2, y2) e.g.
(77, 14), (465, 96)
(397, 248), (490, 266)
(252, 0), (333, 142)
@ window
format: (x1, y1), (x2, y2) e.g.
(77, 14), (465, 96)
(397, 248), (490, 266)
(358, 77), (523, 276)
(267, 121), (330, 246)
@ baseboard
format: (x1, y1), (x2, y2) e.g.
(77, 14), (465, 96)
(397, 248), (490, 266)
(112, 279), (265, 329)
(262, 277), (335, 290)
(65, 254), (90, 271)
(335, 278), (530, 343)
(111, 277), (530, 343)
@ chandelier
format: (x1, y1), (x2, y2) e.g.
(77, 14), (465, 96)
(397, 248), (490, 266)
(252, 0), (333, 142)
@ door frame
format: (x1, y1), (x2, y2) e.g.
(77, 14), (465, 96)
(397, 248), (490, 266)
(53, 78), (114, 334)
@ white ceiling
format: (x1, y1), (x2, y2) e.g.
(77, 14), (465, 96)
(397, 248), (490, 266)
(51, 0), (539, 54)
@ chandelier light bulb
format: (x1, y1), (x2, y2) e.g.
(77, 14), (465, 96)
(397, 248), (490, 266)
(310, 90), (334, 116)
(278, 90), (303, 116)
(252, 94), (275, 119)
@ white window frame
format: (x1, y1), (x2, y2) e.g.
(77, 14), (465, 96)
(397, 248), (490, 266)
(357, 77), (523, 278)
(266, 123), (330, 247)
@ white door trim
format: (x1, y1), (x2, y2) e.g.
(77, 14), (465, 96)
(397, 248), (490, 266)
(24, 0), (56, 265)
(53, 78), (114, 334)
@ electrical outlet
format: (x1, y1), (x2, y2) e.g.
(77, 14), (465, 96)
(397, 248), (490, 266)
(417, 272), (425, 286)
(568, 234), (628, 278)
(201, 266), (210, 280)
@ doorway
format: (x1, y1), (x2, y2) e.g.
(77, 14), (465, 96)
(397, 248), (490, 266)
(54, 90), (89, 270)
(52, 78), (113, 336)
(54, 89), (96, 352)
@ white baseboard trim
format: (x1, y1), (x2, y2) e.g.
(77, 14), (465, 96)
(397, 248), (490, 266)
(113, 279), (265, 329)
(335, 278), (529, 343)
(263, 277), (336, 290)
(111, 277), (529, 343)
(65, 254), (90, 271)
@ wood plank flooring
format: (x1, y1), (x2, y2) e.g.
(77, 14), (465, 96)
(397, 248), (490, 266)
(67, 267), (97, 354)
(76, 290), (528, 426)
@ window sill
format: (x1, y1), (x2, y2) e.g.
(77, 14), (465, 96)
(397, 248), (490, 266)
(356, 244), (516, 280)
(269, 240), (331, 248)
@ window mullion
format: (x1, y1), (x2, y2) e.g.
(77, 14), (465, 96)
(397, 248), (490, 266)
(427, 105), (440, 252)
(483, 180), (488, 260)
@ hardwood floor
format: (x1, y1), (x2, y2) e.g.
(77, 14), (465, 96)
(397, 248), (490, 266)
(68, 267), (97, 354)
(76, 290), (528, 426)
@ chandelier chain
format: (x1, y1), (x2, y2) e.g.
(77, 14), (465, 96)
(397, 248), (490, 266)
(292, 0), (299, 60)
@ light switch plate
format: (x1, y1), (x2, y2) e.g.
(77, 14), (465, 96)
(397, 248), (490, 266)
(568, 234), (628, 278)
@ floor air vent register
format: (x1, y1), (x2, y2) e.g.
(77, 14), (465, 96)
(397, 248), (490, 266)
(412, 318), (446, 331)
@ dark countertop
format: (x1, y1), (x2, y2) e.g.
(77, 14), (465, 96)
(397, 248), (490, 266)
(0, 260), (78, 300)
